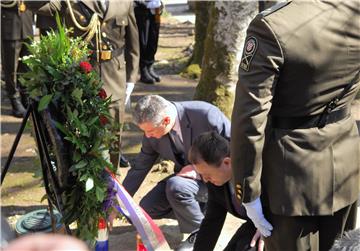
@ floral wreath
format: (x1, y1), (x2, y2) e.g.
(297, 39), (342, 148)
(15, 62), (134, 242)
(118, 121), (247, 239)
(20, 17), (117, 243)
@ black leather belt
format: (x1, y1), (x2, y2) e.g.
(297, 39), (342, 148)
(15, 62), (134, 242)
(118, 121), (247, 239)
(271, 107), (350, 129)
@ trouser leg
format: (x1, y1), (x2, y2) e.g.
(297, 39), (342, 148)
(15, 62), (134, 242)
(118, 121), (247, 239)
(264, 212), (314, 251)
(165, 176), (207, 233)
(139, 177), (175, 219)
(18, 38), (31, 107)
(2, 39), (21, 99)
(264, 201), (358, 251)
(318, 201), (358, 251)
(146, 12), (160, 66)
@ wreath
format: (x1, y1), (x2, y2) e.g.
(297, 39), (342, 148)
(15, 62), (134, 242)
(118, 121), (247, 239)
(20, 17), (117, 243)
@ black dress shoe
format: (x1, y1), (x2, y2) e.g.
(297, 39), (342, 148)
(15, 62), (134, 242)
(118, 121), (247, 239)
(140, 66), (155, 84)
(175, 231), (198, 251)
(119, 155), (130, 168)
(147, 65), (161, 82)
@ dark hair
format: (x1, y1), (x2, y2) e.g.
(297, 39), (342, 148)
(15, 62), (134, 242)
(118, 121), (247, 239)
(188, 131), (230, 167)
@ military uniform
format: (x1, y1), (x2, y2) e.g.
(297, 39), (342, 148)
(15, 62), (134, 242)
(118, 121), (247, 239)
(36, 0), (140, 168)
(134, 0), (162, 84)
(231, 1), (360, 250)
(1, 1), (34, 117)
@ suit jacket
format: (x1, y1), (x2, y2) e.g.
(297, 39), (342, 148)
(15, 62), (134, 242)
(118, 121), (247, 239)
(194, 182), (255, 251)
(231, 1), (360, 216)
(123, 101), (231, 196)
(1, 2), (33, 40)
(36, 0), (139, 102)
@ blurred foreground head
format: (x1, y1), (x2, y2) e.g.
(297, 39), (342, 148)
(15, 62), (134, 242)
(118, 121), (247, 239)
(4, 233), (89, 251)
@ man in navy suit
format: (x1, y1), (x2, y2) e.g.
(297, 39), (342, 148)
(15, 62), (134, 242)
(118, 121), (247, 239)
(122, 95), (231, 247)
(188, 131), (262, 251)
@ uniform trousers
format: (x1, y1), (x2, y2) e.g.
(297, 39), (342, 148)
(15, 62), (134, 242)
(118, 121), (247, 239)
(134, 6), (160, 68)
(264, 200), (358, 251)
(139, 175), (208, 233)
(1, 38), (31, 99)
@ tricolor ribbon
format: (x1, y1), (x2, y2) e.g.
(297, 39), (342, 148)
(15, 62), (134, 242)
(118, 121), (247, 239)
(104, 169), (170, 251)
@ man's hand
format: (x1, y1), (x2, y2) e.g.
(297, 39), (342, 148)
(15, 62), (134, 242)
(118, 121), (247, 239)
(125, 82), (134, 105)
(250, 229), (265, 251)
(243, 197), (273, 237)
(176, 164), (201, 180)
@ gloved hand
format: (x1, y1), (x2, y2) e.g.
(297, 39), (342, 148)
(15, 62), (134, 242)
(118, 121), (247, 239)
(125, 82), (134, 106)
(243, 197), (273, 237)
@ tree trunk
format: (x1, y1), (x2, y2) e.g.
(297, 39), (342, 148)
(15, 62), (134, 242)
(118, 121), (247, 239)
(194, 1), (258, 118)
(182, 1), (211, 79)
(191, 1), (211, 66)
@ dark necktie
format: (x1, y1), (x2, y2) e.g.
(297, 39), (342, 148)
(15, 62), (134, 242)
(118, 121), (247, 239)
(168, 130), (186, 167)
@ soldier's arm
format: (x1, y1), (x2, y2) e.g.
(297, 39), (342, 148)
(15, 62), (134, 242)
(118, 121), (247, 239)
(231, 15), (284, 204)
(125, 1), (140, 84)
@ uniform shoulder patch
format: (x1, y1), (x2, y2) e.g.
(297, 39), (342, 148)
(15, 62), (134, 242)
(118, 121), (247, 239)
(239, 36), (258, 72)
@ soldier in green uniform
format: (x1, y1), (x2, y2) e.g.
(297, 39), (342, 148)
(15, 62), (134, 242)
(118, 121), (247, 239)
(35, 0), (140, 169)
(231, 1), (360, 250)
(1, 1), (34, 117)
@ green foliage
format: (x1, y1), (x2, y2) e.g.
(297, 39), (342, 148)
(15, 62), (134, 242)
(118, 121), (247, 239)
(20, 17), (117, 243)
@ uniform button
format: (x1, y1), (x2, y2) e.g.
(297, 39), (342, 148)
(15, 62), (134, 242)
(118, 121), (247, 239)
(80, 15), (85, 21)
(236, 194), (241, 199)
(102, 32), (107, 38)
(236, 184), (241, 189)
(121, 20), (125, 25)
(102, 21), (106, 27)
(102, 45), (108, 50)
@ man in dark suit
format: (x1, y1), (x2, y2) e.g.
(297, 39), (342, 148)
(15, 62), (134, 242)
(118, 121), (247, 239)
(1, 1), (34, 117)
(231, 1), (360, 250)
(122, 95), (231, 247)
(188, 131), (262, 251)
(35, 0), (140, 169)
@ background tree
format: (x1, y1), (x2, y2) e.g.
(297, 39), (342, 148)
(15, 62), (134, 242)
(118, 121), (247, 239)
(193, 1), (258, 118)
(182, 1), (212, 79)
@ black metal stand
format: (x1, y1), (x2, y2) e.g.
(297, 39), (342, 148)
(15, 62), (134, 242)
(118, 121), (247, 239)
(1, 101), (71, 234)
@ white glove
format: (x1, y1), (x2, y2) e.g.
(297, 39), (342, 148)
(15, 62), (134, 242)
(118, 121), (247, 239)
(125, 82), (134, 106)
(243, 197), (273, 237)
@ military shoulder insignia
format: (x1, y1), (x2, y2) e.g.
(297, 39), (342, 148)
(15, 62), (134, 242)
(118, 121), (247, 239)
(240, 36), (258, 72)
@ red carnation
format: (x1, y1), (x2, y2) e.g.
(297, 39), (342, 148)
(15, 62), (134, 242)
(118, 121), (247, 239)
(98, 88), (107, 99)
(99, 115), (109, 125)
(79, 61), (92, 73)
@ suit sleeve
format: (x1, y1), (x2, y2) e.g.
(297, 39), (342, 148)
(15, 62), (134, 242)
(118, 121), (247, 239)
(231, 16), (284, 203)
(193, 186), (227, 251)
(207, 106), (231, 141)
(125, 1), (140, 83)
(122, 136), (159, 196)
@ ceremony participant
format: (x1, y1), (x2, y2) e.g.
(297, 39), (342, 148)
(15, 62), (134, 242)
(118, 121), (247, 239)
(188, 131), (262, 251)
(36, 0), (140, 169)
(231, 1), (360, 250)
(1, 0), (34, 117)
(122, 95), (231, 249)
(134, 0), (162, 84)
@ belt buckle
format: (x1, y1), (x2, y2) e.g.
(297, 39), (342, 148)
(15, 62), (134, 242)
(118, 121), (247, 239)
(100, 50), (112, 61)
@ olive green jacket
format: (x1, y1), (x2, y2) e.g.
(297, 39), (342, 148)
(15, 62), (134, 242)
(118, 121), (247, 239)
(36, 0), (140, 103)
(231, 0), (360, 216)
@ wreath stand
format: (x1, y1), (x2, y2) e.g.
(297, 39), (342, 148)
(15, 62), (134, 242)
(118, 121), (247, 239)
(1, 100), (71, 235)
